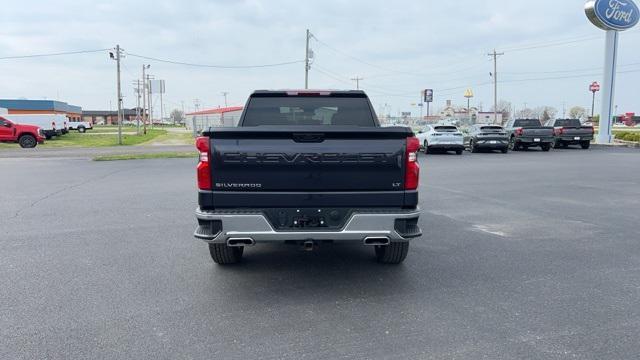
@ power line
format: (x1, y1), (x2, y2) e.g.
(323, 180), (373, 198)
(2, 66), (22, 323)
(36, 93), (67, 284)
(125, 52), (304, 69)
(502, 61), (640, 75)
(0, 48), (110, 60)
(500, 68), (640, 84)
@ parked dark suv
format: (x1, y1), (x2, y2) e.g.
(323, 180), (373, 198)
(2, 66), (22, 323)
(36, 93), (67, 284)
(464, 124), (509, 153)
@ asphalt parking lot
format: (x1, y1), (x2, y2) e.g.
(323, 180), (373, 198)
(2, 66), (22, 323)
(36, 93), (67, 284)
(2, 146), (640, 359)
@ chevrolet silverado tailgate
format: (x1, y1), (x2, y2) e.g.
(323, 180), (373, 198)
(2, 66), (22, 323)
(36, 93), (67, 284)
(206, 126), (411, 192)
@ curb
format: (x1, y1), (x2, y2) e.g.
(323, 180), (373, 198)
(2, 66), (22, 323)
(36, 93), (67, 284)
(591, 142), (640, 149)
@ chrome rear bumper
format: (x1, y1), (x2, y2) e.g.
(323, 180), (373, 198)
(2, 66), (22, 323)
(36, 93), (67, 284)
(194, 208), (421, 244)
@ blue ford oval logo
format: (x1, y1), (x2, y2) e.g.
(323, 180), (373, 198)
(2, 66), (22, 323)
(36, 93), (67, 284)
(586, 0), (640, 31)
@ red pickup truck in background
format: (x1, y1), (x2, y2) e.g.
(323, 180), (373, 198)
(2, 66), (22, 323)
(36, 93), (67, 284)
(0, 116), (45, 148)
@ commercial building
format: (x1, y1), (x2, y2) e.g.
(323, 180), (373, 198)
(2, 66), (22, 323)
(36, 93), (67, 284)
(82, 109), (142, 125)
(186, 106), (243, 132)
(0, 99), (82, 121)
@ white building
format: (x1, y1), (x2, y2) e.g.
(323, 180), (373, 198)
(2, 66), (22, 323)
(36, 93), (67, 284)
(476, 112), (503, 125)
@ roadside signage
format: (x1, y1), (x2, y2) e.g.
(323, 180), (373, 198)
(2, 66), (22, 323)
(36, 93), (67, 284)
(424, 89), (433, 103)
(590, 81), (601, 92)
(585, 0), (638, 143)
(585, 0), (639, 31)
(150, 80), (166, 94)
(464, 89), (474, 98)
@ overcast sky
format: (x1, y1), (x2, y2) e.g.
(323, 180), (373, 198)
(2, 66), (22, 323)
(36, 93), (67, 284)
(1, 0), (639, 117)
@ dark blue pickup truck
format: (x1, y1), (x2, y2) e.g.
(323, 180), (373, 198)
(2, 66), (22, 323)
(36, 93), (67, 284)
(544, 118), (594, 149)
(194, 90), (422, 265)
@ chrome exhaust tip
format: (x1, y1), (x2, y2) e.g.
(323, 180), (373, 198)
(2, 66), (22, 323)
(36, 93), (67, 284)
(227, 238), (255, 247)
(363, 237), (391, 246)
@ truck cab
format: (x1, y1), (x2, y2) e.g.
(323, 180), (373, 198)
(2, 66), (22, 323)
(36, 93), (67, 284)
(0, 117), (45, 148)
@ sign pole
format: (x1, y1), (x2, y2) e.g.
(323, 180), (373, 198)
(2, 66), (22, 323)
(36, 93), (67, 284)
(597, 30), (618, 144)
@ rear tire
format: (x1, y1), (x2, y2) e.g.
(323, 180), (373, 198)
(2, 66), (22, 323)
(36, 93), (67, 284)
(18, 134), (37, 148)
(375, 242), (409, 264)
(208, 243), (244, 264)
(78, 126), (86, 133)
(553, 140), (563, 149)
(501, 147), (509, 154)
(580, 141), (591, 149)
(541, 143), (551, 152)
(470, 140), (479, 153)
(423, 141), (429, 154)
(455, 149), (463, 155)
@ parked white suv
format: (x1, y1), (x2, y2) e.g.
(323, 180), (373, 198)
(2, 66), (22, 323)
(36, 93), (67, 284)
(68, 120), (93, 133)
(416, 125), (465, 155)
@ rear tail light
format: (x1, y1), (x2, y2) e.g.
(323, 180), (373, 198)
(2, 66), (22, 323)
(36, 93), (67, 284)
(196, 136), (211, 190)
(515, 128), (524, 136)
(405, 136), (420, 190)
(555, 128), (564, 136)
(589, 127), (595, 134)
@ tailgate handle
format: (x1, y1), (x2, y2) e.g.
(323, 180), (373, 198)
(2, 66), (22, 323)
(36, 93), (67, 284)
(292, 133), (325, 143)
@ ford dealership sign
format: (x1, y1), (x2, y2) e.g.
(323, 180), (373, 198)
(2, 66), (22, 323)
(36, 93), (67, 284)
(586, 0), (639, 31)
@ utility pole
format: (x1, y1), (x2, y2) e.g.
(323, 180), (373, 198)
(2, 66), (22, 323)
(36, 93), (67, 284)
(488, 49), (504, 125)
(141, 65), (150, 134)
(562, 102), (566, 118)
(147, 75), (153, 130)
(110, 45), (124, 145)
(181, 100), (185, 126)
(350, 76), (363, 90)
(134, 79), (141, 135)
(305, 29), (310, 89)
(193, 99), (201, 137)
(221, 91), (229, 107)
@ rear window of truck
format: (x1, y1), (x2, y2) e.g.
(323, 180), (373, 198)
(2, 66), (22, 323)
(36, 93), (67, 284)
(554, 119), (581, 127)
(514, 119), (542, 127)
(242, 97), (376, 127)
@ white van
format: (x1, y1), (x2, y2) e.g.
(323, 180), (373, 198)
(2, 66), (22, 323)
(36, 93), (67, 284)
(2, 114), (67, 139)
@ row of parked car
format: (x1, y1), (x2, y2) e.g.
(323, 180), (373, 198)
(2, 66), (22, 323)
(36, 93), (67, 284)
(0, 114), (93, 148)
(416, 118), (595, 155)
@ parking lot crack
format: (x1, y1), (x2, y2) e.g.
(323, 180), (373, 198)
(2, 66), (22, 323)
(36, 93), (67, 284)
(8, 168), (128, 220)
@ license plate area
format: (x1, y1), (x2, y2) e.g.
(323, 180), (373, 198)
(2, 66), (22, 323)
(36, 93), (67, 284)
(534, 138), (541, 142)
(574, 137), (581, 140)
(262, 208), (352, 231)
